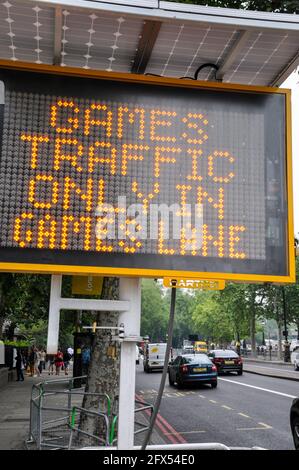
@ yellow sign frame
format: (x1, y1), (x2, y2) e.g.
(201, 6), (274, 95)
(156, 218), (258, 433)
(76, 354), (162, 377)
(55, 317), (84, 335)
(0, 60), (295, 284)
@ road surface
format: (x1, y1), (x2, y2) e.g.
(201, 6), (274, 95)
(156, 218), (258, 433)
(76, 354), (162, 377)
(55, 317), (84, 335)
(135, 365), (297, 450)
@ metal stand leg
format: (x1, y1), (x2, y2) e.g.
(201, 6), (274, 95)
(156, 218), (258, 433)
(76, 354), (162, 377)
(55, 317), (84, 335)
(47, 275), (62, 354)
(117, 278), (141, 450)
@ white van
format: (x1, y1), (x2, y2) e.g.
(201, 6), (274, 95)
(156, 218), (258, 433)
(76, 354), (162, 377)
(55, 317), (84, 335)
(143, 343), (167, 373)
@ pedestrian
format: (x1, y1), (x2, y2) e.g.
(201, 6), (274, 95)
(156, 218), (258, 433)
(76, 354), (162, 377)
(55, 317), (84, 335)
(63, 349), (71, 375)
(82, 346), (91, 376)
(34, 347), (41, 377)
(54, 348), (64, 376)
(38, 349), (46, 374)
(15, 350), (24, 382)
(47, 354), (55, 375)
(28, 346), (36, 377)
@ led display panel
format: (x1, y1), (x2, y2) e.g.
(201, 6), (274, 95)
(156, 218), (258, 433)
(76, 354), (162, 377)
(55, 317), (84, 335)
(0, 66), (294, 282)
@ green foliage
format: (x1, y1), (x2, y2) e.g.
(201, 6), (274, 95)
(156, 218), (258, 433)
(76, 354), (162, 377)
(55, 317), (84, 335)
(165, 0), (299, 13)
(4, 340), (32, 347)
(141, 279), (168, 342)
(0, 273), (50, 331)
(192, 291), (234, 344)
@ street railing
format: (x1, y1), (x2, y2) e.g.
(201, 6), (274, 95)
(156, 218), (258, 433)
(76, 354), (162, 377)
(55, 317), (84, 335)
(26, 376), (111, 449)
(27, 376), (155, 449)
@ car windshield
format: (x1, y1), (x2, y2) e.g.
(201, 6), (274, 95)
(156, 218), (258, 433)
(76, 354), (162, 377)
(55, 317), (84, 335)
(183, 355), (211, 364)
(212, 350), (238, 358)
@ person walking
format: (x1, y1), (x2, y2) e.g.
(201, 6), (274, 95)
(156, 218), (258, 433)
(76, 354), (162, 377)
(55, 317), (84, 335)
(47, 354), (55, 375)
(54, 348), (64, 376)
(38, 349), (46, 374)
(34, 347), (41, 377)
(63, 349), (71, 375)
(15, 350), (24, 382)
(28, 346), (36, 377)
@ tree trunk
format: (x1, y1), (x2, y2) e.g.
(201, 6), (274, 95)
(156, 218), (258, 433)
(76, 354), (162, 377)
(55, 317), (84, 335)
(79, 277), (120, 447)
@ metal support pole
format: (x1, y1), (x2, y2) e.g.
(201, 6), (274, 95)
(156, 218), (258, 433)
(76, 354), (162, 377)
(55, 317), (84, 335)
(117, 278), (141, 450)
(47, 275), (62, 354)
(141, 284), (177, 450)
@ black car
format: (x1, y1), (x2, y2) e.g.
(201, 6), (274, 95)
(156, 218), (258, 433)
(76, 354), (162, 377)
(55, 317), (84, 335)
(208, 349), (243, 375)
(168, 354), (217, 388)
(290, 398), (299, 450)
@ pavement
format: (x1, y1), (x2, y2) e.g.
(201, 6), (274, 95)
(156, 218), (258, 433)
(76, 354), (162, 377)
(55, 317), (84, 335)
(0, 367), (168, 450)
(243, 357), (299, 381)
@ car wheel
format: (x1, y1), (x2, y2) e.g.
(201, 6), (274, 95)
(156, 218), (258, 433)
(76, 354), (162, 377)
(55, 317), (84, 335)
(176, 376), (184, 388)
(168, 373), (174, 386)
(237, 370), (243, 376)
(291, 415), (299, 450)
(211, 381), (217, 389)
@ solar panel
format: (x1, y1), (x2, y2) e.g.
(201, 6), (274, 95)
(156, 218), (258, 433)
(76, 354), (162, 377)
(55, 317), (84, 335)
(0, 1), (299, 85)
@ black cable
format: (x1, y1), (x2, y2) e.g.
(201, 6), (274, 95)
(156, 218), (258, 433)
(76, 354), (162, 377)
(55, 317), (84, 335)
(141, 280), (177, 450)
(194, 63), (220, 81)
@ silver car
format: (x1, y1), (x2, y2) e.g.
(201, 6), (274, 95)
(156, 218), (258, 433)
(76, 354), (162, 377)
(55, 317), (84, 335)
(293, 352), (299, 371)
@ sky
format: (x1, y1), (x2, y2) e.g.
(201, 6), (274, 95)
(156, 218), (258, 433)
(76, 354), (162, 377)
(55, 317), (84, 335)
(282, 69), (299, 237)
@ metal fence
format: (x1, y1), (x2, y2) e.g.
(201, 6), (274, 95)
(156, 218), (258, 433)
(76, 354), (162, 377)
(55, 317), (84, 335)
(26, 376), (111, 449)
(26, 376), (154, 450)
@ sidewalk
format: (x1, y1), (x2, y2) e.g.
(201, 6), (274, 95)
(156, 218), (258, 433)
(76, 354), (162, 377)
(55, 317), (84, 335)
(243, 357), (299, 382)
(0, 369), (168, 450)
(0, 370), (41, 450)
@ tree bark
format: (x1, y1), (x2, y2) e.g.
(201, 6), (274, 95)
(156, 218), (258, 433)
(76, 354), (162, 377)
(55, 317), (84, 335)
(78, 277), (120, 446)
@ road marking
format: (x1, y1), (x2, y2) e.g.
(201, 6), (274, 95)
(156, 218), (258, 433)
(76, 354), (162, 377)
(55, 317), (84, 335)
(238, 413), (250, 418)
(176, 392), (185, 396)
(164, 430), (206, 435)
(258, 422), (272, 429)
(139, 390), (144, 394)
(222, 405), (233, 410)
(237, 422), (272, 431)
(135, 392), (186, 445)
(198, 394), (206, 398)
(219, 378), (297, 399)
(209, 399), (218, 404)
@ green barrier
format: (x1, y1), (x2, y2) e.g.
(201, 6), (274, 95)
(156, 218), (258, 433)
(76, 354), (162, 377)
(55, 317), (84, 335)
(71, 407), (76, 429)
(109, 416), (118, 445)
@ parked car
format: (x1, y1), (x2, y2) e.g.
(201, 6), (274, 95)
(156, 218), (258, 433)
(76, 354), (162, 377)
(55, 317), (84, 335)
(168, 354), (217, 388)
(290, 398), (299, 450)
(208, 349), (243, 375)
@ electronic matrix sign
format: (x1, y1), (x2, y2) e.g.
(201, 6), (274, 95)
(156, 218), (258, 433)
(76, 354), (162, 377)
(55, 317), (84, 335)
(0, 64), (294, 282)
